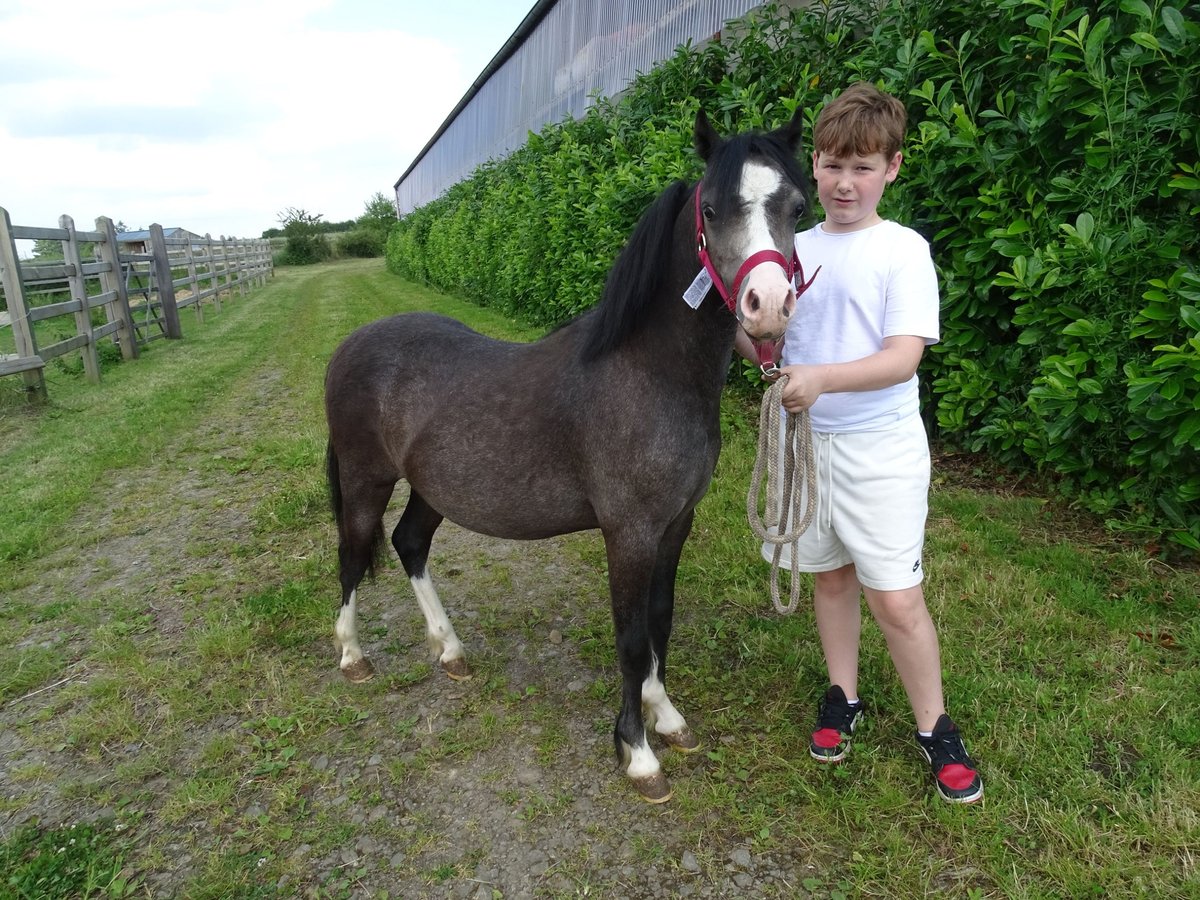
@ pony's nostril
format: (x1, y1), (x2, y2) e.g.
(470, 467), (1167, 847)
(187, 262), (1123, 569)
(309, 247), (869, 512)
(747, 290), (761, 313)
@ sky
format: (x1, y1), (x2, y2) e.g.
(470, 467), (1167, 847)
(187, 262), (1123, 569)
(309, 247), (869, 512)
(0, 0), (536, 247)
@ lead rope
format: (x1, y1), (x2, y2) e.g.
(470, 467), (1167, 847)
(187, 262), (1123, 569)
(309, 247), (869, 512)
(746, 374), (818, 614)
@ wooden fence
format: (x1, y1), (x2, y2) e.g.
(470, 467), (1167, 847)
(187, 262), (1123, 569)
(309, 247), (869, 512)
(0, 207), (273, 402)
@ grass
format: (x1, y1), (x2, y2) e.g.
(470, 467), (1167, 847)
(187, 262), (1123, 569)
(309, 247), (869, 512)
(0, 821), (135, 899)
(1, 258), (1198, 897)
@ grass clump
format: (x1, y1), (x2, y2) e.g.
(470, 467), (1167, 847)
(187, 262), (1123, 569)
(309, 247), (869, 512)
(0, 820), (135, 899)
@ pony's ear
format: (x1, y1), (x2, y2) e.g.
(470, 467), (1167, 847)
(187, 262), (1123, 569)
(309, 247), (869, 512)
(775, 107), (806, 155)
(694, 110), (722, 161)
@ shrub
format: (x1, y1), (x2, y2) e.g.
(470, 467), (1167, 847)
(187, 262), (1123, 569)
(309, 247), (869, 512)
(386, 0), (1200, 553)
(279, 233), (331, 265)
(336, 228), (384, 258)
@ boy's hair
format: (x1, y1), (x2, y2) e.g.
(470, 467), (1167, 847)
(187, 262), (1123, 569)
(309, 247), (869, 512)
(813, 82), (907, 159)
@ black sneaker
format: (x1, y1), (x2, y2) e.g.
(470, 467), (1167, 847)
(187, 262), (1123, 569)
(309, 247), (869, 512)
(809, 685), (865, 763)
(916, 714), (983, 803)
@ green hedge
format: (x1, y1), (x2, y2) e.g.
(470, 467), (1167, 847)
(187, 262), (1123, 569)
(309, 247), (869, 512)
(387, 0), (1199, 553)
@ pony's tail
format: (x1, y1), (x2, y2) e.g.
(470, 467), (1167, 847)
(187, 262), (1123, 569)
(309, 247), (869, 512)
(326, 441), (386, 579)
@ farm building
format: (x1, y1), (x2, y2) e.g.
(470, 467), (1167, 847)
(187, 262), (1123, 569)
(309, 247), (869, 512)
(394, 0), (805, 216)
(116, 228), (207, 254)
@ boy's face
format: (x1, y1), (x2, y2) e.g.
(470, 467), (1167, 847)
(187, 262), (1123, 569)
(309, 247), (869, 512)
(811, 149), (902, 234)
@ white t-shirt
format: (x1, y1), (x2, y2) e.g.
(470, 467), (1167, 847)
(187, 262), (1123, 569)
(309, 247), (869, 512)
(782, 220), (940, 432)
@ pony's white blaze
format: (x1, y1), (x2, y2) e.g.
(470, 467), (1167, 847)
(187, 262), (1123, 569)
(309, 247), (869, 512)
(335, 589), (365, 670)
(411, 573), (465, 667)
(642, 656), (688, 737)
(736, 161), (794, 340)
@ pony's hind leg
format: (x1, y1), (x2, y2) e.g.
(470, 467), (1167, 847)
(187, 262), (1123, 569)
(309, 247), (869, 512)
(332, 473), (394, 683)
(393, 490), (471, 681)
(336, 589), (373, 683)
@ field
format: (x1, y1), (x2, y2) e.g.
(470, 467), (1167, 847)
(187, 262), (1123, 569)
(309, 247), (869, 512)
(1, 259), (1197, 898)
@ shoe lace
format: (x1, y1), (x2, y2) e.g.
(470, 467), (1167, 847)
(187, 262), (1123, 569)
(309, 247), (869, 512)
(817, 696), (860, 733)
(924, 730), (975, 770)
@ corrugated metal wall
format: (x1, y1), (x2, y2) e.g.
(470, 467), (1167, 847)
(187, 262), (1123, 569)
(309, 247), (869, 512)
(394, 0), (765, 215)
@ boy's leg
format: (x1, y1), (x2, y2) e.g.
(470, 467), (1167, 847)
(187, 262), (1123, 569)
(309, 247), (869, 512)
(813, 564), (863, 698)
(862, 583), (944, 731)
(809, 564), (866, 762)
(864, 584), (983, 803)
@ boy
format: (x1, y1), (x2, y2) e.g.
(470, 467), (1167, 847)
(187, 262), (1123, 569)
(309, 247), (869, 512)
(739, 82), (983, 803)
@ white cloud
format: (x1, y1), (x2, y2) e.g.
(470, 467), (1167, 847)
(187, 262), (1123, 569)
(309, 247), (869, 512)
(0, 0), (532, 239)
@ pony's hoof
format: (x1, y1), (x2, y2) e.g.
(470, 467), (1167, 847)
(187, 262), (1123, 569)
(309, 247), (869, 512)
(340, 658), (375, 683)
(661, 728), (700, 753)
(441, 657), (472, 681)
(631, 772), (672, 804)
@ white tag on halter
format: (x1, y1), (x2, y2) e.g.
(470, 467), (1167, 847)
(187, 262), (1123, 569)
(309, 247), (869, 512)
(683, 267), (712, 309)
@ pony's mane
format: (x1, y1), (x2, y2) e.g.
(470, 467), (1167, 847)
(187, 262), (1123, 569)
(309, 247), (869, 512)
(579, 179), (689, 362)
(580, 126), (806, 362)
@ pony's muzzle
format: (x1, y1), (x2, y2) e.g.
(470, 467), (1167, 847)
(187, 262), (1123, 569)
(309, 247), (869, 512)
(739, 272), (795, 342)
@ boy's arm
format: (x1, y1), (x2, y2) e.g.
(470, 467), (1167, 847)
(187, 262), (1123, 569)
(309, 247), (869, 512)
(777, 335), (925, 413)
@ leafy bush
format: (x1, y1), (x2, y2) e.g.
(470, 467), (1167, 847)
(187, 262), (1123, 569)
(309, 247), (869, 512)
(386, 0), (1199, 552)
(279, 232), (331, 266)
(276, 208), (332, 266)
(871, 0), (1200, 551)
(336, 228), (384, 258)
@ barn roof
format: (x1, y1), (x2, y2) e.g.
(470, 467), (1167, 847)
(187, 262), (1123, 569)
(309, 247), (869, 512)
(116, 228), (196, 242)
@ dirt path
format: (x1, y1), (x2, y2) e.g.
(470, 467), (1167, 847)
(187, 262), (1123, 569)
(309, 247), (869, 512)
(0, 268), (823, 898)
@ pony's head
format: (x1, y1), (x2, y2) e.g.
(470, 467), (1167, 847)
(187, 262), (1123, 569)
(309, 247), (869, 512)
(693, 109), (810, 344)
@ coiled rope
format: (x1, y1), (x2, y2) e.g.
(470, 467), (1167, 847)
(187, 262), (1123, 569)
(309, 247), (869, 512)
(746, 374), (818, 614)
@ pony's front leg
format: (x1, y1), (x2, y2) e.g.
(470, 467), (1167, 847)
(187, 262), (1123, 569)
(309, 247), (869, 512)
(642, 511), (700, 753)
(608, 535), (671, 803)
(393, 490), (470, 681)
(410, 574), (470, 680)
(642, 658), (698, 752)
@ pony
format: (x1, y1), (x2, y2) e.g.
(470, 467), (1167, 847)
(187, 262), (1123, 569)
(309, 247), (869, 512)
(324, 110), (810, 802)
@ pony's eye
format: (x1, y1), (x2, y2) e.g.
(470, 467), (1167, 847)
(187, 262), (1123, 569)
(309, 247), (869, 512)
(793, 202), (806, 220)
(703, 204), (716, 221)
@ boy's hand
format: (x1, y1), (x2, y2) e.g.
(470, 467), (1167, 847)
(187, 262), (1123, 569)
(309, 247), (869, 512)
(777, 365), (825, 412)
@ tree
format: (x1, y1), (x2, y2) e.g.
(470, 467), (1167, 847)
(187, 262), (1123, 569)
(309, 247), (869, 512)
(276, 207), (330, 265)
(31, 238), (63, 260)
(358, 192), (397, 235)
(332, 192), (398, 258)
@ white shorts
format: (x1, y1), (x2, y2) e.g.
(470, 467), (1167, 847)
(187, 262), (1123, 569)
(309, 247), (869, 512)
(760, 413), (930, 591)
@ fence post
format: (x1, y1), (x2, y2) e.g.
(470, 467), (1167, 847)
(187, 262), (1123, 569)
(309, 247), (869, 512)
(148, 223), (182, 339)
(60, 215), (101, 383)
(255, 239), (267, 287)
(235, 238), (248, 296)
(223, 236), (241, 299)
(264, 239), (274, 283)
(0, 206), (48, 401)
(95, 216), (138, 360)
(182, 237), (202, 325)
(208, 234), (224, 313)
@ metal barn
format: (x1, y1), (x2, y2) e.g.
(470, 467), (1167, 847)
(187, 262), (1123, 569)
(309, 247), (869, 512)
(393, 0), (780, 216)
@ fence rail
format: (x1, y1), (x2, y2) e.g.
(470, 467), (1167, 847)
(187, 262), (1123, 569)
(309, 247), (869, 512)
(0, 208), (273, 402)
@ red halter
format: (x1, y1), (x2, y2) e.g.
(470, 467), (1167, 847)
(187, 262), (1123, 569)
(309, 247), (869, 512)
(693, 184), (821, 367)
